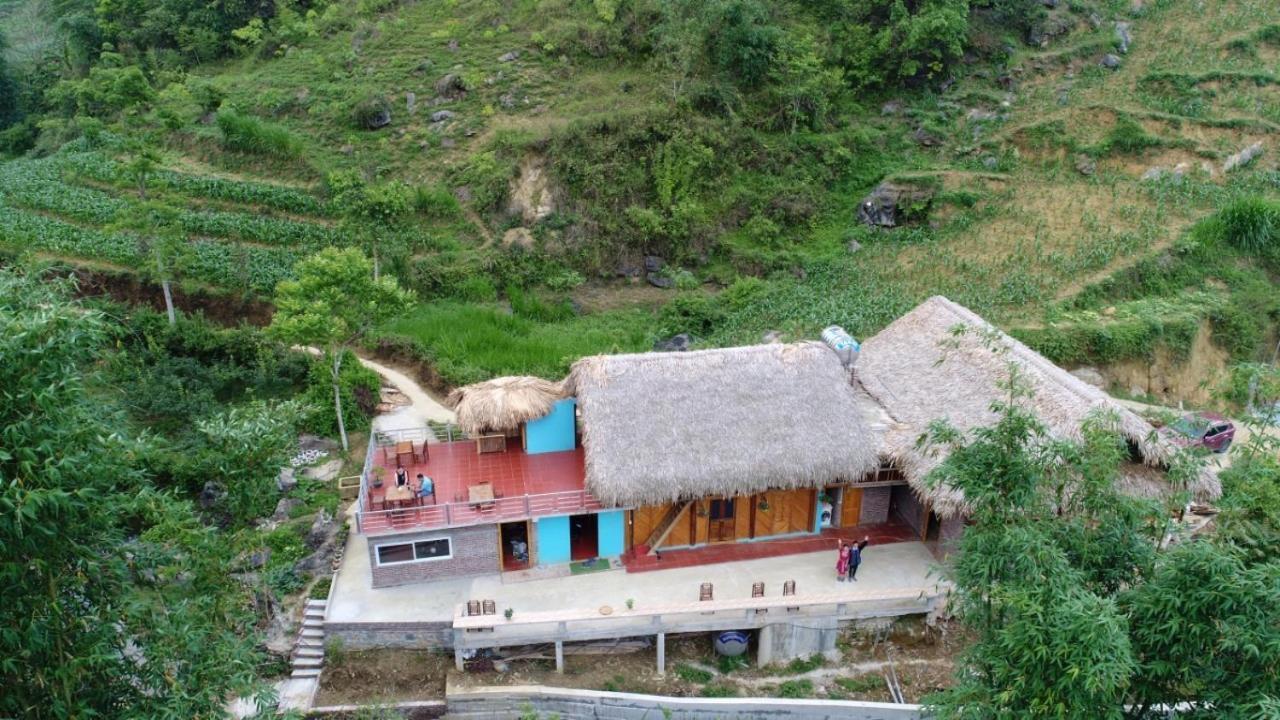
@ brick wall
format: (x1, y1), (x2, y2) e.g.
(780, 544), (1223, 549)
(938, 516), (966, 560)
(858, 486), (891, 524)
(368, 524), (500, 588)
(890, 484), (924, 535)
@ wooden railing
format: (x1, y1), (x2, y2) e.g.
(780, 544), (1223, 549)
(356, 489), (604, 535)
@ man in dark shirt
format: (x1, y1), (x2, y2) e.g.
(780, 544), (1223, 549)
(848, 536), (870, 581)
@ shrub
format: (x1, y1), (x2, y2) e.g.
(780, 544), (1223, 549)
(1099, 117), (1163, 155)
(452, 276), (499, 302)
(776, 679), (814, 698)
(674, 664), (713, 684)
(658, 291), (725, 337)
(413, 185), (462, 219)
(216, 108), (303, 158)
(302, 350), (380, 437)
(352, 93), (392, 130)
(1218, 196), (1280, 257)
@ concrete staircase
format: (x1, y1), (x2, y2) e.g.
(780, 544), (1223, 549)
(290, 599), (327, 679)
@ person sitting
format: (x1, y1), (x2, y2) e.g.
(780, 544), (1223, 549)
(511, 539), (528, 563)
(416, 474), (434, 499)
(395, 467), (408, 487)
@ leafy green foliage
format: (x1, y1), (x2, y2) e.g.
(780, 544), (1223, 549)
(1217, 196), (1280, 259)
(301, 349), (381, 436)
(191, 400), (302, 524)
(0, 268), (268, 717)
(217, 107), (304, 158)
(674, 663), (713, 683)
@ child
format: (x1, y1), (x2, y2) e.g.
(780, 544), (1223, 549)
(848, 536), (870, 581)
(836, 541), (851, 582)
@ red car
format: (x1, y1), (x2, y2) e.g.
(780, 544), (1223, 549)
(1162, 412), (1235, 454)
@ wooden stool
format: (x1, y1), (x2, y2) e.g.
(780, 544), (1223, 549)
(699, 583), (713, 601)
(482, 599), (496, 615)
(466, 600), (482, 616)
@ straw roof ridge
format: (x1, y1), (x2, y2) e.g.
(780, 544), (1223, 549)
(856, 296), (1220, 516)
(446, 375), (566, 435)
(566, 341), (882, 508)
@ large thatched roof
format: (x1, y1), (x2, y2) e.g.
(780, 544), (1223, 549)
(445, 376), (566, 435)
(855, 296), (1220, 517)
(564, 342), (882, 508)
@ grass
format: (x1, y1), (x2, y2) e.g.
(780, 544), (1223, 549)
(374, 301), (654, 386)
(674, 664), (713, 684)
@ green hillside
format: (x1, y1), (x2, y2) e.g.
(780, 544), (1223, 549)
(2, 0), (1279, 389)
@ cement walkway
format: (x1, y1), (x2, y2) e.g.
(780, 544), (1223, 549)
(329, 529), (943, 624)
(295, 346), (455, 431)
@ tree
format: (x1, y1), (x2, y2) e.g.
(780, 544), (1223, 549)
(1121, 542), (1280, 719)
(110, 200), (186, 325)
(328, 171), (414, 280)
(0, 268), (267, 717)
(268, 247), (414, 451)
(192, 400), (301, 525)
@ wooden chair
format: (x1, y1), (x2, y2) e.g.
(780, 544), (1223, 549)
(752, 582), (765, 598)
(466, 600), (482, 617)
(699, 583), (713, 602)
(482, 599), (496, 616)
(783, 579), (798, 613)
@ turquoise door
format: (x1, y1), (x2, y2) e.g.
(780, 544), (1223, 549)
(536, 515), (570, 565)
(596, 510), (625, 558)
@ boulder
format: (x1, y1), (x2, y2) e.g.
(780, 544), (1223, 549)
(199, 481), (223, 510)
(434, 73), (466, 98)
(912, 127), (943, 147)
(306, 510), (335, 550)
(499, 93), (516, 109)
(276, 467), (297, 493)
(1100, 53), (1122, 69)
(447, 39), (459, 52)
(1088, 12), (1103, 29)
(1115, 22), (1133, 54)
(1141, 166), (1166, 181)
(856, 181), (935, 229)
(298, 435), (338, 454)
(339, 144), (354, 155)
(272, 498), (304, 522)
(653, 333), (692, 352)
(1070, 367), (1108, 389)
(643, 255), (664, 273)
(880, 100), (903, 116)
(304, 459), (344, 482)
(508, 154), (558, 223)
(1223, 142), (1263, 172)
(966, 108), (1000, 122)
(645, 272), (674, 289)
(405, 91), (417, 114)
(761, 330), (783, 344)
(1074, 153), (1097, 176)
(430, 110), (456, 122)
(498, 51), (519, 62)
(364, 108), (391, 129)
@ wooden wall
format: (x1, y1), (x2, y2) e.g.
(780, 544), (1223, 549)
(627, 487), (823, 551)
(840, 488), (863, 527)
(753, 488), (815, 538)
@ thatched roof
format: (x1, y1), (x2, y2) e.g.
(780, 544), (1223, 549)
(564, 342), (882, 508)
(445, 376), (566, 435)
(855, 296), (1220, 517)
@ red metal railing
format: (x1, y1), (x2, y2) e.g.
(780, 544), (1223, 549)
(357, 489), (604, 535)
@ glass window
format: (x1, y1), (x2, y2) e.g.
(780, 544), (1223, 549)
(414, 539), (451, 559)
(377, 543), (414, 565)
(709, 499), (735, 520)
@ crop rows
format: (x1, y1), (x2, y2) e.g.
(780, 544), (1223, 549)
(59, 152), (335, 217)
(0, 202), (298, 293)
(0, 159), (340, 248)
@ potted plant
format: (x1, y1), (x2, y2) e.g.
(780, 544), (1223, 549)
(625, 598), (634, 610)
(371, 464), (385, 488)
(504, 608), (514, 621)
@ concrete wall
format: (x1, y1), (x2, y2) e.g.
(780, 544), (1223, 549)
(325, 621), (452, 649)
(446, 684), (926, 719)
(890, 485), (924, 537)
(535, 515), (570, 565)
(525, 398), (576, 455)
(597, 510), (625, 557)
(369, 525), (499, 588)
(859, 486), (892, 525)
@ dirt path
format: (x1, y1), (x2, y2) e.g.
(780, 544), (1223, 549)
(297, 347), (455, 429)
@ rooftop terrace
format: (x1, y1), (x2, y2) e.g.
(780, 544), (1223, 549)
(357, 429), (597, 535)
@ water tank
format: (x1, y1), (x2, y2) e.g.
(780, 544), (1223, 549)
(714, 631), (750, 657)
(821, 325), (860, 367)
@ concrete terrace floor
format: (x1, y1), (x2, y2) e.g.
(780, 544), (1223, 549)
(329, 512), (946, 625)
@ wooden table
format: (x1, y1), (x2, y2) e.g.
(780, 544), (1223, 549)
(395, 440), (417, 467)
(385, 485), (414, 504)
(468, 483), (495, 506)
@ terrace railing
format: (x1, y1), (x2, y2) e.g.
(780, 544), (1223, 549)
(356, 489), (604, 535)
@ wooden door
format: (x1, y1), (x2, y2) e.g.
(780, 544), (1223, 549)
(841, 488), (863, 528)
(708, 498), (736, 543)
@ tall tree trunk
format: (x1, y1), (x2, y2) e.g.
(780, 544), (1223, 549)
(372, 246), (381, 281)
(156, 254), (176, 326)
(331, 349), (349, 451)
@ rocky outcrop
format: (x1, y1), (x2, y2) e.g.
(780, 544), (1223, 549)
(857, 181), (935, 228)
(508, 154), (558, 224)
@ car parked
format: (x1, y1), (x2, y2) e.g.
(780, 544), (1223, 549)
(1161, 412), (1235, 454)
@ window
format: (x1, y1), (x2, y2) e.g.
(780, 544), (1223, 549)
(376, 537), (453, 566)
(709, 498), (735, 520)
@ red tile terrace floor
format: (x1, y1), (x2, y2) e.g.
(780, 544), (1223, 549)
(360, 437), (594, 535)
(620, 519), (918, 573)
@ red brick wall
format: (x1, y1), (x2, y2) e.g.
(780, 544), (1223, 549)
(858, 486), (892, 525)
(369, 524), (500, 588)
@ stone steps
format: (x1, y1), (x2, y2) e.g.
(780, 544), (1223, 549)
(289, 599), (327, 680)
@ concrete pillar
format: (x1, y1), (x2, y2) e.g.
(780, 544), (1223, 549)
(757, 618), (841, 668)
(656, 632), (666, 675)
(756, 625), (774, 668)
(454, 645), (465, 672)
(555, 641), (564, 673)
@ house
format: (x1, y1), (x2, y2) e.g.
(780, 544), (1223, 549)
(352, 296), (1221, 588)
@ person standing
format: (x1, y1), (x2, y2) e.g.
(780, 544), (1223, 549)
(848, 536), (870, 581)
(836, 541), (850, 582)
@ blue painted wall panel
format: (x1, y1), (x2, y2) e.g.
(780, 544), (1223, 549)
(596, 510), (625, 558)
(525, 398), (577, 455)
(536, 515), (570, 565)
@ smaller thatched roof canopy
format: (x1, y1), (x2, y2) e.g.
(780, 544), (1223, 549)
(855, 296), (1220, 517)
(445, 376), (566, 435)
(564, 342), (882, 508)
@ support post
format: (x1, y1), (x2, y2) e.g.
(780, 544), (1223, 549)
(555, 641), (564, 673)
(656, 632), (666, 675)
(454, 645), (465, 672)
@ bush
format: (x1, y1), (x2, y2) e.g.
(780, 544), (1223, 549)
(309, 576), (333, 600)
(216, 108), (303, 158)
(413, 185), (462, 219)
(776, 679), (814, 698)
(352, 94), (392, 130)
(452, 276), (499, 302)
(1218, 196), (1280, 257)
(658, 291), (725, 337)
(507, 284), (575, 323)
(302, 350), (381, 437)
(674, 664), (713, 683)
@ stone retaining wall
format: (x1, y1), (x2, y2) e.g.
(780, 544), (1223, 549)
(326, 621), (452, 649)
(445, 684), (926, 719)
